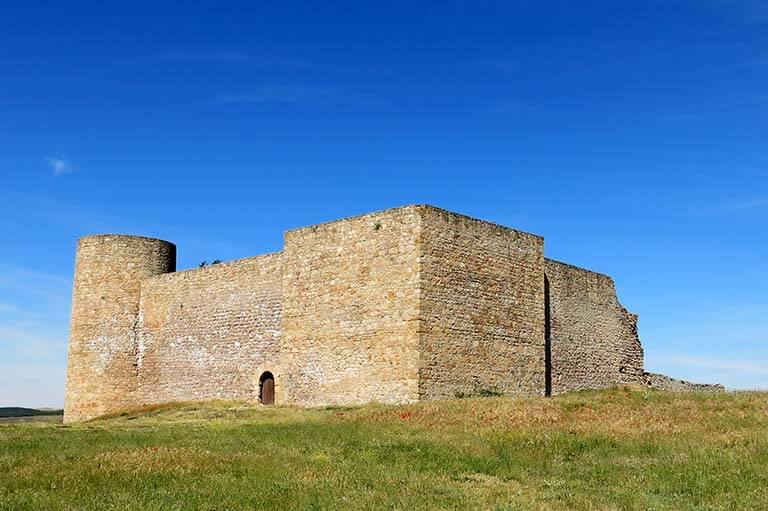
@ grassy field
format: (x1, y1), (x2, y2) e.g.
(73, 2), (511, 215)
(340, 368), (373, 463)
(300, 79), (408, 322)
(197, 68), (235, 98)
(1, 387), (766, 510)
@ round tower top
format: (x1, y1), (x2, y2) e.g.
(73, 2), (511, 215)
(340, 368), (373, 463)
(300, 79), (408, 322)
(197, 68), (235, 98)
(77, 233), (175, 247)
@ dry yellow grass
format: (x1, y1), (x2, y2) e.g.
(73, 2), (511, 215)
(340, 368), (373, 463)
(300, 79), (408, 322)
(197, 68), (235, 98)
(2, 387), (767, 510)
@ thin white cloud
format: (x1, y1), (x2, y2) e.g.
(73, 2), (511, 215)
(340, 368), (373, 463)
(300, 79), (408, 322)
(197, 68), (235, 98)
(693, 196), (768, 216)
(44, 156), (74, 177)
(483, 59), (519, 75)
(707, 0), (768, 25)
(0, 323), (64, 360)
(0, 264), (70, 406)
(135, 50), (380, 76)
(700, 0), (768, 25)
(0, 301), (21, 314)
(0, 264), (70, 297)
(726, 198), (768, 212)
(216, 86), (381, 106)
(661, 354), (768, 376)
(138, 50), (300, 66)
(146, 50), (251, 62)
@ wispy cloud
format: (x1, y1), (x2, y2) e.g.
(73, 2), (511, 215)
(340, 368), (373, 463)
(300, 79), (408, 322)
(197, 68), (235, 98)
(725, 198), (768, 212)
(706, 0), (768, 25)
(0, 263), (71, 406)
(44, 156), (74, 177)
(136, 50), (381, 76)
(2, 192), (247, 271)
(482, 59), (520, 75)
(691, 196), (768, 216)
(0, 301), (20, 314)
(138, 50), (302, 66)
(215, 86), (381, 106)
(0, 264), (71, 317)
(661, 354), (768, 376)
(660, 95), (768, 123)
(488, 102), (536, 115)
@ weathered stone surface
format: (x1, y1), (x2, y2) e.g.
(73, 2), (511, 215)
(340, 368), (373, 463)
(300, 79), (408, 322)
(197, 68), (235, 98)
(63, 205), (722, 423)
(644, 372), (725, 392)
(137, 253), (282, 405)
(64, 235), (176, 422)
(280, 206), (421, 406)
(419, 207), (545, 399)
(544, 259), (644, 395)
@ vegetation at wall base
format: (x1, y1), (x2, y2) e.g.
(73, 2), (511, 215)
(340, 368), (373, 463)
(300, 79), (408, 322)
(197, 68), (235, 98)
(1, 387), (766, 510)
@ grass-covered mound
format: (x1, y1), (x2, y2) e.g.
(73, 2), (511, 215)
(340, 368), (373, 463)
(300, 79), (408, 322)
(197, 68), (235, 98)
(1, 387), (766, 510)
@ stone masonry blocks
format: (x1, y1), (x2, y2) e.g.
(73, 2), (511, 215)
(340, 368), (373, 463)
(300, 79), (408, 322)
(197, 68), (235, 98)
(280, 206), (422, 406)
(544, 259), (645, 395)
(137, 252), (282, 406)
(64, 235), (176, 422)
(63, 205), (719, 422)
(419, 207), (546, 399)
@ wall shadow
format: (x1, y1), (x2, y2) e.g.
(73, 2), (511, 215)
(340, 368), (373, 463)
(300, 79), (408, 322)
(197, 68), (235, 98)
(544, 275), (552, 397)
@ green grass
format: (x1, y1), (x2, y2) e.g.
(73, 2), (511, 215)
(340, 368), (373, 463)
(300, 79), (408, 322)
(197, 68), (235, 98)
(1, 387), (767, 510)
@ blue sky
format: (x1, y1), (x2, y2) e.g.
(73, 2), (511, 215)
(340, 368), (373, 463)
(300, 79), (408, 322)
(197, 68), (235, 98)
(1, 1), (766, 406)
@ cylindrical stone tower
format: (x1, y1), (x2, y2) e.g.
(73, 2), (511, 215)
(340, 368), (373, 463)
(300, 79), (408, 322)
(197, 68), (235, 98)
(64, 234), (176, 422)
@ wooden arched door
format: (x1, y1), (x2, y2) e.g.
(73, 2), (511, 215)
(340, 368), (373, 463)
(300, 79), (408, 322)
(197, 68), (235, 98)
(259, 372), (275, 405)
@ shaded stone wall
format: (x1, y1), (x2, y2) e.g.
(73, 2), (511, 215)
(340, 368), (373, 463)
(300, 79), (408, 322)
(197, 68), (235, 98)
(419, 207), (546, 399)
(544, 259), (644, 395)
(64, 235), (176, 423)
(279, 207), (421, 406)
(644, 372), (724, 392)
(136, 253), (282, 405)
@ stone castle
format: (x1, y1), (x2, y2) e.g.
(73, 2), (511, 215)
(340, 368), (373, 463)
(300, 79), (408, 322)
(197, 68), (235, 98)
(64, 205), (720, 422)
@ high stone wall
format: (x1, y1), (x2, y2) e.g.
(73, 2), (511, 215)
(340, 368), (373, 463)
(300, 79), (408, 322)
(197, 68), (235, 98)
(544, 259), (644, 395)
(279, 206), (422, 406)
(418, 207), (546, 399)
(66, 205), (721, 422)
(136, 252), (282, 405)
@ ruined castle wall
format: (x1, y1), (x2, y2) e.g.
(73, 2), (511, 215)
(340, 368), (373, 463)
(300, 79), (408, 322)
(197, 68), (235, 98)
(644, 372), (724, 392)
(279, 207), (421, 406)
(64, 235), (176, 423)
(136, 252), (282, 405)
(418, 207), (546, 399)
(544, 259), (644, 394)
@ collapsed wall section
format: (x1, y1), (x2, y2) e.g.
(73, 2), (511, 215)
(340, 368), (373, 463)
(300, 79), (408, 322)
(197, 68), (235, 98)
(644, 372), (724, 392)
(544, 259), (644, 394)
(280, 206), (421, 406)
(418, 207), (546, 399)
(136, 252), (282, 404)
